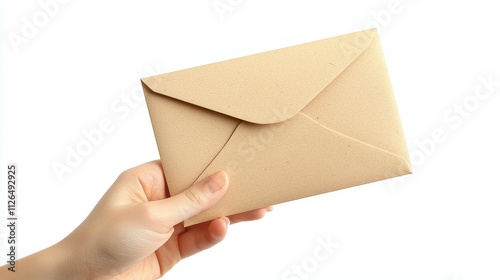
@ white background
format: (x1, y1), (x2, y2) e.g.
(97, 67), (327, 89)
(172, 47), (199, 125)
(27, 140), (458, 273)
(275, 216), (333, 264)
(1, 1), (499, 279)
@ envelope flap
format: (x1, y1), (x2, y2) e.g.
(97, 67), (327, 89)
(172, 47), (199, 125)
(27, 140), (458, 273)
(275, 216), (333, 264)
(142, 29), (376, 124)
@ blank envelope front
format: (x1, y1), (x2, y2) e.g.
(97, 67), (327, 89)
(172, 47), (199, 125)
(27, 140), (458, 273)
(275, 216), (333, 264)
(142, 28), (411, 226)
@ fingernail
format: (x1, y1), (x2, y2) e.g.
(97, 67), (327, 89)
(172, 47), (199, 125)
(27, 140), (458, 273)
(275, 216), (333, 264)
(204, 171), (228, 193)
(266, 206), (274, 212)
(222, 217), (230, 228)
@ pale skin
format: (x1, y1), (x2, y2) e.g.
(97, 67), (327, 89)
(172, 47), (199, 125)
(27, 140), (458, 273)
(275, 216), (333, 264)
(0, 160), (271, 279)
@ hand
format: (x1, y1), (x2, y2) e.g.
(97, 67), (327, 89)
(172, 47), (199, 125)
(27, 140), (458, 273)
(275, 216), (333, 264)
(1, 160), (270, 279)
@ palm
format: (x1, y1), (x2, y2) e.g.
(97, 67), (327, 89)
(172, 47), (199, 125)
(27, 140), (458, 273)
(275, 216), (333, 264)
(110, 210), (267, 279)
(89, 161), (268, 279)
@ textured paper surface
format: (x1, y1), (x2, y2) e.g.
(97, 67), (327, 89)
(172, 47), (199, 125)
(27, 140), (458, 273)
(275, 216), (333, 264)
(142, 29), (411, 226)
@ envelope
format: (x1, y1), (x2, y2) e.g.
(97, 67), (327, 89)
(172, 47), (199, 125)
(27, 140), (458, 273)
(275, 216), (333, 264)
(141, 28), (412, 226)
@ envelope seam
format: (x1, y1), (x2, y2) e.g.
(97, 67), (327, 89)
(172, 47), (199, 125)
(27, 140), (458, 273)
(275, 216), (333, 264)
(188, 120), (244, 186)
(298, 112), (411, 172)
(269, 31), (377, 123)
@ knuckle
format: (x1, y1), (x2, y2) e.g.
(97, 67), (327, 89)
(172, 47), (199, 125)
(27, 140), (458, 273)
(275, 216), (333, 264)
(118, 169), (137, 181)
(139, 203), (157, 222)
(183, 187), (206, 210)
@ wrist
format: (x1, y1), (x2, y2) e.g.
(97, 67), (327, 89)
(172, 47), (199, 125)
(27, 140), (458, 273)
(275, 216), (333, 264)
(0, 237), (88, 279)
(45, 237), (89, 280)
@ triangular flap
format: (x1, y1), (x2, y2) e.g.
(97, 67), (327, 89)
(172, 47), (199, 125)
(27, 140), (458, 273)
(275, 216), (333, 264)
(141, 29), (377, 124)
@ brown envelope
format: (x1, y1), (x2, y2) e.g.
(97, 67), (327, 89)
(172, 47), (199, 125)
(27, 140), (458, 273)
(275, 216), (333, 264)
(141, 28), (412, 226)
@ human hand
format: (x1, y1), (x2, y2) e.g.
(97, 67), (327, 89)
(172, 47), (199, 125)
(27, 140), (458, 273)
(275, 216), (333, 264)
(2, 160), (270, 279)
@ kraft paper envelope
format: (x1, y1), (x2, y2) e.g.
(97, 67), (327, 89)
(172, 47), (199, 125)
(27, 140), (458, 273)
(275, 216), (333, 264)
(142, 29), (412, 226)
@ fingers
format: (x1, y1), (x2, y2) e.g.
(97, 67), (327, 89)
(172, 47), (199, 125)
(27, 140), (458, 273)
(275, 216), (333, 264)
(227, 206), (273, 224)
(112, 160), (168, 203)
(178, 217), (230, 259)
(131, 160), (169, 200)
(142, 171), (229, 232)
(177, 206), (274, 259)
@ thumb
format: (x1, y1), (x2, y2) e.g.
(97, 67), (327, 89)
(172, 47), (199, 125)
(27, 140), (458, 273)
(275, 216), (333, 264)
(143, 171), (229, 230)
